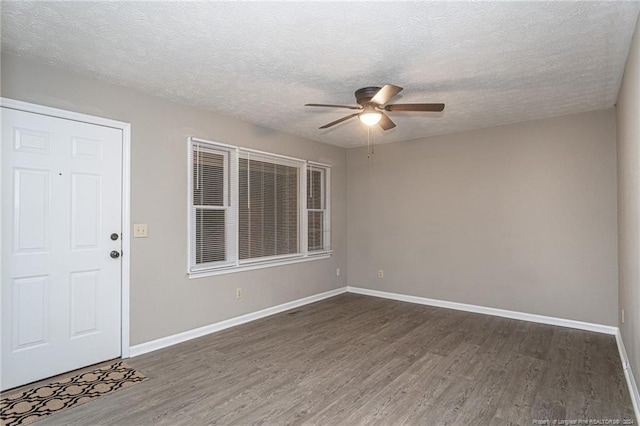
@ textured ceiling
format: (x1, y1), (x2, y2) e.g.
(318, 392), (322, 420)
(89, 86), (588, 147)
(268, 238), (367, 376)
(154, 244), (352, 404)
(2, 1), (639, 148)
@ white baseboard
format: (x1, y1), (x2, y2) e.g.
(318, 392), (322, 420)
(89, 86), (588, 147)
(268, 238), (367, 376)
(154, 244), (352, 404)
(129, 283), (637, 418)
(131, 285), (617, 359)
(616, 329), (640, 421)
(129, 287), (347, 357)
(346, 286), (617, 335)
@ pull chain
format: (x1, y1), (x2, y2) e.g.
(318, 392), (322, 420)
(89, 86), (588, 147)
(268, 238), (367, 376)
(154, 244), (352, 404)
(367, 127), (375, 158)
(372, 129), (375, 156)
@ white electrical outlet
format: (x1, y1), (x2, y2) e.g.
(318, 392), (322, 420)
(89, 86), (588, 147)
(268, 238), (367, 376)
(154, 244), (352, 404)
(336, 268), (341, 276)
(133, 223), (148, 238)
(236, 288), (243, 299)
(622, 308), (625, 324)
(377, 269), (384, 279)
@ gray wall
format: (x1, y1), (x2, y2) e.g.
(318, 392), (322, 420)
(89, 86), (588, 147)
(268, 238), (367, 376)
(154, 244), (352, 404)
(617, 15), (640, 383)
(1, 54), (348, 346)
(347, 110), (619, 326)
(1, 51), (624, 350)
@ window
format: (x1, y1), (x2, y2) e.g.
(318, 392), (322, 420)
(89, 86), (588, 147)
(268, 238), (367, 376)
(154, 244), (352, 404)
(238, 152), (302, 261)
(307, 165), (329, 252)
(188, 137), (331, 276)
(190, 143), (236, 270)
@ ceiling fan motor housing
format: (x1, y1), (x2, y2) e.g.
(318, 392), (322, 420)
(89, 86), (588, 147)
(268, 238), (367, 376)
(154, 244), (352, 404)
(355, 87), (382, 106)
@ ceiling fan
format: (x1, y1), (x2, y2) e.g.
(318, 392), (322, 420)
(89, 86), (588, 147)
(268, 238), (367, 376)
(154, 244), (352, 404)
(305, 84), (444, 130)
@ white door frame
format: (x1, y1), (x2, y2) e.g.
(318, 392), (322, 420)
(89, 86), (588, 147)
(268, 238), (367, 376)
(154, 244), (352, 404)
(1, 97), (131, 358)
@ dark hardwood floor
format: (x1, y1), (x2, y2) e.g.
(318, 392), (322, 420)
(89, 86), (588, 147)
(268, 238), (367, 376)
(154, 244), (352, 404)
(39, 293), (635, 425)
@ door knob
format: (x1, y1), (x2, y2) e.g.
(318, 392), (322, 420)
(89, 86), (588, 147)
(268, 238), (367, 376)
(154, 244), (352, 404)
(110, 250), (120, 259)
(110, 233), (119, 241)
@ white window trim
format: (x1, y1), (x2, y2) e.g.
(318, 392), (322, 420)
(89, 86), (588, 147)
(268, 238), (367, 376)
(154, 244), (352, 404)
(187, 137), (332, 278)
(188, 141), (238, 271)
(307, 163), (331, 253)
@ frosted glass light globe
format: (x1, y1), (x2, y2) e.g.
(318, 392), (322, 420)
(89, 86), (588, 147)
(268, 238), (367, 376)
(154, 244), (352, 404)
(359, 112), (382, 126)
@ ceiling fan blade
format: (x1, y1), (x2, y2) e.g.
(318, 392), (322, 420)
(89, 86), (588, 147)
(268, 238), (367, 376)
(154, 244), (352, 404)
(319, 113), (360, 129)
(378, 113), (396, 131)
(305, 103), (362, 110)
(370, 84), (403, 105)
(384, 103), (445, 112)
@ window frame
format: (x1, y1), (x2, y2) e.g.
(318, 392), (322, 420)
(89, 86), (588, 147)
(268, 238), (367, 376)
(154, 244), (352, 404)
(187, 137), (332, 277)
(307, 162), (331, 254)
(188, 141), (238, 272)
(237, 149), (305, 265)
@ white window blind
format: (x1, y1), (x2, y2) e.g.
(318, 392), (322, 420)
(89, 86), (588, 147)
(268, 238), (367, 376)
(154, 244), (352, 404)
(239, 151), (302, 261)
(188, 137), (331, 276)
(190, 143), (236, 270)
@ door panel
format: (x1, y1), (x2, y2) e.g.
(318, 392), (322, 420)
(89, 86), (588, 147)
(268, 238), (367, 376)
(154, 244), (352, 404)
(13, 168), (51, 253)
(1, 107), (123, 390)
(14, 127), (50, 154)
(12, 275), (50, 350)
(71, 173), (102, 249)
(70, 270), (99, 337)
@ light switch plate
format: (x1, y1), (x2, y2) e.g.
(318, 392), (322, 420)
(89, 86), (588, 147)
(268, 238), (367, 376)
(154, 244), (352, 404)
(133, 223), (148, 238)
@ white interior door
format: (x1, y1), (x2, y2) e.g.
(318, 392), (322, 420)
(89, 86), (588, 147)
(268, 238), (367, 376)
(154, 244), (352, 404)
(1, 107), (123, 391)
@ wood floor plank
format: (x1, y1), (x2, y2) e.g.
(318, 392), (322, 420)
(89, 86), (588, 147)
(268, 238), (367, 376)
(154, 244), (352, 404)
(31, 294), (635, 425)
(493, 354), (546, 423)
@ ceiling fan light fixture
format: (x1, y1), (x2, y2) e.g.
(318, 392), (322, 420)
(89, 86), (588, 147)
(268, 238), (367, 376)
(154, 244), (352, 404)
(359, 111), (382, 126)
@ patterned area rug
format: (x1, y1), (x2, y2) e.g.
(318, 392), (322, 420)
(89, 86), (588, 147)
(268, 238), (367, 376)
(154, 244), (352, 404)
(0, 361), (147, 426)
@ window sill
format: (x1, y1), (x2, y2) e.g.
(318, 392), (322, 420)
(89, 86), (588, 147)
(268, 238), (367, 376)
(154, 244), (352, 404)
(188, 251), (333, 278)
